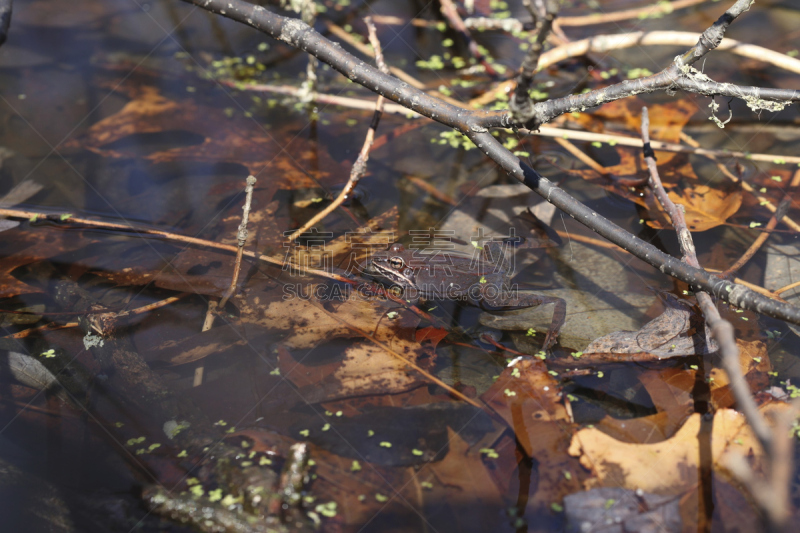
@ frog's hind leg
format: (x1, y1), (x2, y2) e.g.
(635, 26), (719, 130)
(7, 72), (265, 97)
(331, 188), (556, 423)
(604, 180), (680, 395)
(483, 292), (566, 350)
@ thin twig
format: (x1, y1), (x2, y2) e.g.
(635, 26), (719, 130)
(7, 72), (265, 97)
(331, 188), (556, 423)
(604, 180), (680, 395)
(286, 18), (389, 243)
(202, 175), (257, 332)
(641, 106), (792, 532)
(552, 136), (608, 176)
(676, 0), (753, 68)
(536, 30), (800, 76)
(4, 294), (189, 339)
(511, 0), (557, 124)
(722, 197), (792, 277)
(220, 175), (257, 310)
(531, 126), (800, 166)
(555, 0), (706, 27)
(373, 1), (706, 31)
(323, 20), (469, 107)
(218, 79), (800, 169)
(0, 207), (350, 284)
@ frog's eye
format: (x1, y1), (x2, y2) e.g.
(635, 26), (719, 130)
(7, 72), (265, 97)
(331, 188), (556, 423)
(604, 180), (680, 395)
(389, 256), (404, 270)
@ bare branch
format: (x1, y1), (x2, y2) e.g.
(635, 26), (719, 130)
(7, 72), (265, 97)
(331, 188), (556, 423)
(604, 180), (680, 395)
(466, 127), (800, 326)
(181, 0), (800, 333)
(510, 0), (557, 124)
(676, 0), (753, 67)
(640, 106), (794, 533)
(512, 0), (797, 129)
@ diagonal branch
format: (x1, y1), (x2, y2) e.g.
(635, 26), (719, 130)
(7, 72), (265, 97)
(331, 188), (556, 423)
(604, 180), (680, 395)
(465, 128), (800, 326)
(181, 0), (800, 329)
(675, 0), (753, 67)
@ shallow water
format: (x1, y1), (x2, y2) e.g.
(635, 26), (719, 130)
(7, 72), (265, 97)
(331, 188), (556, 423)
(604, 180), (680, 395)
(1, 0), (800, 531)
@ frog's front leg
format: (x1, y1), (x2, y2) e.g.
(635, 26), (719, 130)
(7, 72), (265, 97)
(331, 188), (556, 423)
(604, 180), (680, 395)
(481, 290), (566, 349)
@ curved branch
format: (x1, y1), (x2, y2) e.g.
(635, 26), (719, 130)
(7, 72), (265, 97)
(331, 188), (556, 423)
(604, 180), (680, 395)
(529, 67), (682, 127)
(528, 67), (799, 128)
(512, 0), (795, 129)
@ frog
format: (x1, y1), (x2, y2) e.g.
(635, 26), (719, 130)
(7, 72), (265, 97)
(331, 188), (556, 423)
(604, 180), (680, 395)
(364, 241), (566, 349)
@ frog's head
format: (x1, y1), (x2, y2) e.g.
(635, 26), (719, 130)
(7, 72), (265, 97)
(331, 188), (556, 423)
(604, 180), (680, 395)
(363, 243), (417, 291)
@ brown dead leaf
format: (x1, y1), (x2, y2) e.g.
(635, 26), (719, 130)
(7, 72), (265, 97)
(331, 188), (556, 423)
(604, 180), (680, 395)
(590, 336), (772, 443)
(634, 339), (771, 440)
(412, 429), (506, 530)
(577, 98), (698, 143)
(264, 292), (436, 402)
(0, 225), (97, 298)
(282, 206), (400, 275)
(565, 147), (741, 232)
(637, 368), (695, 437)
(415, 326), (448, 348)
(568, 402), (790, 495)
(481, 358), (585, 508)
(647, 160), (743, 231)
(568, 97), (697, 170)
(709, 339), (772, 409)
(482, 358), (570, 438)
(280, 338), (434, 403)
(594, 411), (674, 444)
(144, 324), (247, 366)
(238, 284), (390, 349)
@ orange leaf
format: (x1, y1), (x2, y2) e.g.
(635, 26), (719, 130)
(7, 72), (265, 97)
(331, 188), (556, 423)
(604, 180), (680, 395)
(415, 326), (448, 348)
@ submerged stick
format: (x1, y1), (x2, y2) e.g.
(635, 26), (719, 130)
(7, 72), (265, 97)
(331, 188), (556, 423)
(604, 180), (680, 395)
(202, 175), (257, 333)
